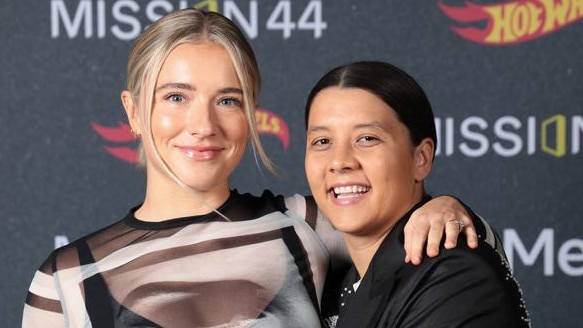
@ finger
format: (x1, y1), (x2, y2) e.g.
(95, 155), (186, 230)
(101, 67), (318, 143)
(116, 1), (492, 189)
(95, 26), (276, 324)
(464, 224), (479, 249)
(404, 223), (424, 263)
(426, 220), (445, 256)
(443, 219), (462, 249)
(408, 219), (429, 265)
(454, 215), (478, 249)
(403, 224), (412, 263)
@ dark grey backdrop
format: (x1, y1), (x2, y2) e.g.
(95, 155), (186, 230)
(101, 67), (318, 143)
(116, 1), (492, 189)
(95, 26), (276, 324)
(2, 1), (582, 327)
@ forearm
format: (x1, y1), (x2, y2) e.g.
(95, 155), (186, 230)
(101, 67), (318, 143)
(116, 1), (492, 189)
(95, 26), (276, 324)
(23, 270), (66, 328)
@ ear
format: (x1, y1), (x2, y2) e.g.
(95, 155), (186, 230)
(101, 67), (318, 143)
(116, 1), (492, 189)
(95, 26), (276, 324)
(413, 138), (434, 182)
(121, 90), (141, 136)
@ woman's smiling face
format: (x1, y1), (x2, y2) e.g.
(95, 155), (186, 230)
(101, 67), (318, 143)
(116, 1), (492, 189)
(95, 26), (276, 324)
(146, 42), (249, 194)
(305, 87), (431, 239)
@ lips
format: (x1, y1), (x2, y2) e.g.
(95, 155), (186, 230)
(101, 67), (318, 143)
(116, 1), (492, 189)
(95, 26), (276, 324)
(177, 145), (224, 160)
(331, 185), (371, 199)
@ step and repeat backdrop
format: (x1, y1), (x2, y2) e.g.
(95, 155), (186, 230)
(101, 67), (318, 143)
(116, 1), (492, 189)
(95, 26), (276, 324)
(2, 0), (582, 326)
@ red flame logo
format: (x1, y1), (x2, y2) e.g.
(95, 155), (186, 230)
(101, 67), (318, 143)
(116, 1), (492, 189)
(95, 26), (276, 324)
(92, 108), (290, 164)
(91, 121), (139, 164)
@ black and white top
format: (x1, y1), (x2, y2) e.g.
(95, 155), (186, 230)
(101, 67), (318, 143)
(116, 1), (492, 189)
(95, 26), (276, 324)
(325, 197), (531, 328)
(23, 190), (343, 328)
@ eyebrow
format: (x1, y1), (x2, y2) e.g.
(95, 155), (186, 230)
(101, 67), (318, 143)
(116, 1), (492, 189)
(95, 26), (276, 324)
(218, 87), (244, 95)
(355, 122), (387, 131)
(306, 125), (327, 133)
(155, 83), (243, 95)
(307, 121), (387, 133)
(155, 82), (194, 93)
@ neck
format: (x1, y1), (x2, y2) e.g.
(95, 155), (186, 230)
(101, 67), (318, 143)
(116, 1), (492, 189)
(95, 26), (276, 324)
(136, 170), (231, 222)
(344, 234), (389, 278)
(345, 193), (426, 278)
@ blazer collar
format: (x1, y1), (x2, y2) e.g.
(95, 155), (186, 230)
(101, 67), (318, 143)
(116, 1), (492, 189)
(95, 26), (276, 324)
(337, 196), (431, 327)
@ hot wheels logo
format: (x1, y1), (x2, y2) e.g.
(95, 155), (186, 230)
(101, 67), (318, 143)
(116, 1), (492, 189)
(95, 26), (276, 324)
(92, 108), (290, 164)
(439, 0), (583, 44)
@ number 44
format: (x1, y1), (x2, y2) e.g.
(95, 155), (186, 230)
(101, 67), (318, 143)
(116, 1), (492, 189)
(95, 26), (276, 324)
(267, 1), (327, 39)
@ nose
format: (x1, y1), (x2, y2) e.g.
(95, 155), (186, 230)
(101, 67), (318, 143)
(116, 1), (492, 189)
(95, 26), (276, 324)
(187, 101), (216, 137)
(329, 144), (358, 173)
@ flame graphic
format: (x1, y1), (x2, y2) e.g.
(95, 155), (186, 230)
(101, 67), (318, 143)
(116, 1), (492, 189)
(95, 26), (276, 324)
(91, 121), (139, 164)
(92, 108), (290, 164)
(439, 0), (583, 45)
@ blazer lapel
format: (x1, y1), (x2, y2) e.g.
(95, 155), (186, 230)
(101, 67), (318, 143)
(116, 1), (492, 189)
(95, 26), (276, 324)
(336, 198), (429, 328)
(337, 219), (406, 327)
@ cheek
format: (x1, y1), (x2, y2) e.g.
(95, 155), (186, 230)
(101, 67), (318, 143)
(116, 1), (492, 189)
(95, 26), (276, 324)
(373, 156), (416, 188)
(362, 153), (402, 181)
(228, 117), (249, 143)
(304, 153), (324, 187)
(152, 113), (181, 138)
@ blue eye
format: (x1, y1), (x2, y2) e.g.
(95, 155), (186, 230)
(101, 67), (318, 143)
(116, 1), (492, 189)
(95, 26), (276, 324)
(219, 97), (242, 107)
(166, 93), (185, 103)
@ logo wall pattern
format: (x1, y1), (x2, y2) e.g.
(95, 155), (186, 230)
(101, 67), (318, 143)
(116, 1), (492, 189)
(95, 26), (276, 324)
(2, 1), (581, 327)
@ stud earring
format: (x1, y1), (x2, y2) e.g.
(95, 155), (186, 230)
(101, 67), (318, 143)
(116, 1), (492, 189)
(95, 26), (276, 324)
(131, 129), (141, 139)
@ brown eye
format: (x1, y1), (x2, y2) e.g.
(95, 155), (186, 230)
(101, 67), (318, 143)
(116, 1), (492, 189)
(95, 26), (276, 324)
(356, 135), (381, 146)
(312, 138), (330, 146)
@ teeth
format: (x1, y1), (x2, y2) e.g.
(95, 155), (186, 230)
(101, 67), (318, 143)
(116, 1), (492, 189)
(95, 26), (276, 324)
(333, 185), (370, 195)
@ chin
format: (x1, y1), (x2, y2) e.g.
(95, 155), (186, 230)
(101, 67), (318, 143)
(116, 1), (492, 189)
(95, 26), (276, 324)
(326, 217), (357, 234)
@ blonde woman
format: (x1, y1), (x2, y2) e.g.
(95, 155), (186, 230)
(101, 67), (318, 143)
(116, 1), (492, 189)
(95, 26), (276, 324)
(23, 9), (478, 328)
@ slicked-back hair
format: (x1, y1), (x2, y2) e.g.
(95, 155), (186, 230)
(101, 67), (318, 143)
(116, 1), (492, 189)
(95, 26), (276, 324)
(305, 61), (437, 156)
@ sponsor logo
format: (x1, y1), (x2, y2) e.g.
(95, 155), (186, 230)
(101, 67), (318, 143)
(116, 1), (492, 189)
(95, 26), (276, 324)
(50, 0), (327, 40)
(92, 108), (290, 163)
(255, 108), (290, 150)
(435, 114), (583, 157)
(439, 0), (583, 44)
(504, 228), (583, 276)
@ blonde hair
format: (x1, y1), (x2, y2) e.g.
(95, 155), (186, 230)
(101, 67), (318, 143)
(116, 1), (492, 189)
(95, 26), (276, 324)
(125, 9), (276, 193)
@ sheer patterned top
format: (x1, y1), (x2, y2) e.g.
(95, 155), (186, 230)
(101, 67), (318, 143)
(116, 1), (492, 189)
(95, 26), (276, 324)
(23, 190), (341, 328)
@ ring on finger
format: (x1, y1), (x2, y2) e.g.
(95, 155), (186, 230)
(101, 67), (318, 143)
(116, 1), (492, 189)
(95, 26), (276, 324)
(447, 218), (465, 232)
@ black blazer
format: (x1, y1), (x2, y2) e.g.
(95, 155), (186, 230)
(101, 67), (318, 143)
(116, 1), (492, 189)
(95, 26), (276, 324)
(331, 198), (531, 328)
